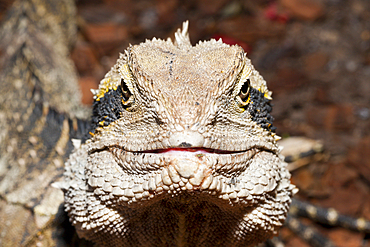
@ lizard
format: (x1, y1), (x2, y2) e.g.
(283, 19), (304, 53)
(62, 20), (297, 247)
(0, 0), (296, 244)
(1, 0), (369, 246)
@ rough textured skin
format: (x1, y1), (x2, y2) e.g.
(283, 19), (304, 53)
(63, 22), (297, 247)
(2, 0), (369, 246)
(0, 0), (88, 246)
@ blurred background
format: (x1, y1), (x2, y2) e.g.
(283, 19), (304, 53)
(1, 0), (370, 246)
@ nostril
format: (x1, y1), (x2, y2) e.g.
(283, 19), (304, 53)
(179, 142), (192, 147)
(168, 130), (205, 148)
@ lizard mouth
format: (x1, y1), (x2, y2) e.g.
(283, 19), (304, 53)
(144, 147), (240, 155)
(109, 145), (260, 176)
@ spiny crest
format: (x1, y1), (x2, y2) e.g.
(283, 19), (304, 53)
(174, 21), (192, 49)
(138, 21), (192, 50)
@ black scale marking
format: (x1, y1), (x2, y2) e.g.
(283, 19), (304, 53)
(245, 87), (276, 132)
(91, 85), (126, 133)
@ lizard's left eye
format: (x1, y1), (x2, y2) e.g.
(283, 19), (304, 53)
(121, 78), (132, 102)
(238, 79), (250, 102)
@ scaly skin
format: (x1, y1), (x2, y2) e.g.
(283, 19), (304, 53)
(64, 22), (297, 247)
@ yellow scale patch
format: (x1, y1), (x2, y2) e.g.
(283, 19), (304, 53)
(94, 76), (118, 101)
(259, 88), (272, 100)
(94, 64), (133, 101)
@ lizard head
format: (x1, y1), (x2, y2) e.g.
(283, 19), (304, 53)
(64, 21), (297, 246)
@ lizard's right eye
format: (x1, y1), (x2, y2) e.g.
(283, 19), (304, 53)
(238, 79), (250, 102)
(121, 78), (132, 102)
(237, 78), (251, 108)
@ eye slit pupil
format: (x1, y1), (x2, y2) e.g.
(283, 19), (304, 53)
(239, 79), (250, 101)
(121, 78), (131, 100)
